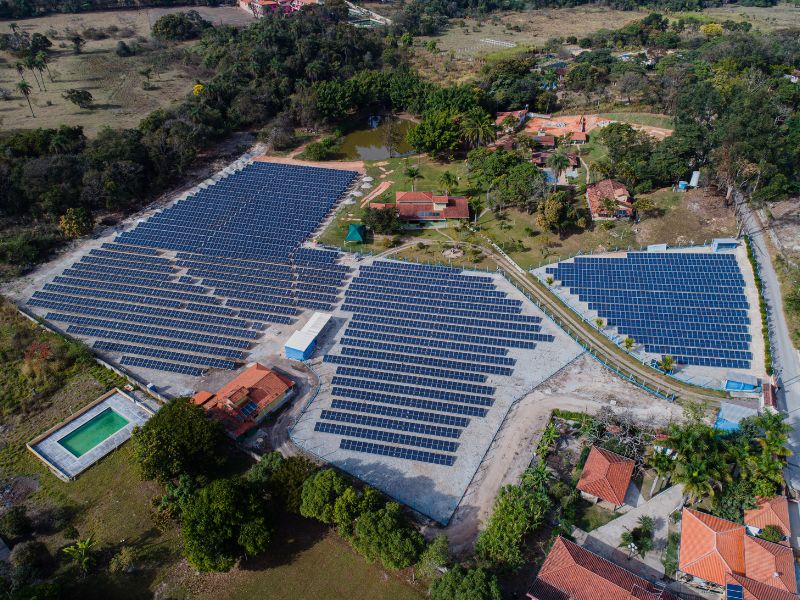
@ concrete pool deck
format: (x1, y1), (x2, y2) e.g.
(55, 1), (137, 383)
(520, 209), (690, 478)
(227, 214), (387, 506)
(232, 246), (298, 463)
(28, 389), (155, 481)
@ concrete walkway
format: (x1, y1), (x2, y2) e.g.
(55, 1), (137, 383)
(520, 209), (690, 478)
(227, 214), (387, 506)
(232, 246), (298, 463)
(583, 484), (684, 579)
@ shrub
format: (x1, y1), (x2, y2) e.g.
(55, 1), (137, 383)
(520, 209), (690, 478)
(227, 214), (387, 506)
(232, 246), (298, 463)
(430, 566), (502, 600)
(109, 546), (137, 573)
(300, 469), (347, 524)
(758, 524), (785, 544)
(9, 540), (50, 581)
(0, 506), (32, 541)
(152, 10), (211, 41)
(351, 502), (424, 570)
(115, 40), (134, 57)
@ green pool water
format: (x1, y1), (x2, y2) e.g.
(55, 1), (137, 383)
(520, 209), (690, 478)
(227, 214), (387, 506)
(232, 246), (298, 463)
(58, 407), (129, 458)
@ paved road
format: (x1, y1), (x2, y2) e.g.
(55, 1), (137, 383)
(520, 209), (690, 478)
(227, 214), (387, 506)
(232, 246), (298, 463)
(735, 195), (800, 491)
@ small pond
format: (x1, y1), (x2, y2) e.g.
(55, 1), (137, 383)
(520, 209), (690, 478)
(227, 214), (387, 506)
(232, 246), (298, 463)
(338, 116), (413, 160)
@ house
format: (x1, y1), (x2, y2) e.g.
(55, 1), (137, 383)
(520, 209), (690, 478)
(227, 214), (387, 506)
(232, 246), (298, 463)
(586, 179), (633, 220)
(239, 0), (316, 17)
(569, 131), (587, 144)
(678, 508), (797, 596)
(495, 109), (527, 133)
(527, 536), (679, 600)
(531, 135), (556, 148)
(726, 573), (799, 600)
(744, 496), (791, 541)
(193, 363), (295, 439)
(531, 151), (579, 179)
(394, 191), (469, 226)
(576, 446), (634, 508)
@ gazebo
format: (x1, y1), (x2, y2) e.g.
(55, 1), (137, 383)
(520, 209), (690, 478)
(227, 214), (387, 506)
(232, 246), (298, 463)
(345, 223), (365, 244)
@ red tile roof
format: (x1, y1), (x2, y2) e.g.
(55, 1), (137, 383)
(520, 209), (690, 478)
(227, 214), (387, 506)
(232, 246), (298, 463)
(728, 573), (800, 600)
(571, 131), (588, 141)
(762, 384), (777, 409)
(495, 109), (526, 126)
(531, 151), (578, 168)
(532, 135), (556, 147)
(527, 537), (679, 600)
(576, 446), (634, 506)
(395, 191), (468, 221)
(586, 179), (632, 218)
(679, 508), (746, 586)
(193, 363), (295, 438)
(743, 536), (796, 593)
(745, 496), (791, 538)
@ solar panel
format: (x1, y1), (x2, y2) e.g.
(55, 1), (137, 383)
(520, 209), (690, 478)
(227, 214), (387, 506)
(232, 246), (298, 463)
(120, 356), (204, 376)
(315, 422), (458, 452)
(339, 439), (456, 466)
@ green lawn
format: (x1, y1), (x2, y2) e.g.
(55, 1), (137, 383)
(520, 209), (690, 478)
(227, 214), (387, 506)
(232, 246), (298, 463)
(577, 501), (620, 532)
(597, 112), (674, 130)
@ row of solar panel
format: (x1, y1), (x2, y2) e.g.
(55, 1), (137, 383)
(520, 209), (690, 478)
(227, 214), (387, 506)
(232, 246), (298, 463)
(339, 438), (456, 466)
(645, 345), (752, 361)
(90, 248), (171, 265)
(331, 376), (493, 407)
(101, 243), (161, 256)
(121, 356), (204, 376)
(344, 329), (513, 356)
(333, 387), (488, 418)
(94, 341), (237, 369)
(347, 321), (540, 349)
(81, 255), (175, 274)
(351, 313), (541, 340)
(344, 290), (524, 315)
(576, 293), (748, 310)
(44, 284), (184, 309)
(347, 284), (519, 308)
(67, 326), (244, 359)
(315, 422), (458, 453)
(226, 299), (299, 316)
(346, 276), (504, 298)
(331, 399), (470, 428)
(625, 334), (749, 352)
(588, 304), (748, 320)
(341, 337), (515, 366)
(675, 356), (750, 369)
(339, 346), (514, 375)
(320, 409), (462, 439)
(618, 326), (750, 343)
(342, 298), (538, 324)
(324, 354), (488, 383)
(335, 366), (495, 396)
(341, 305), (539, 332)
(60, 269), (205, 294)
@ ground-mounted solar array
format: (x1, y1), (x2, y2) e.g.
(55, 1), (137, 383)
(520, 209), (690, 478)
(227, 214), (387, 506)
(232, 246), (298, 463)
(292, 259), (584, 524)
(545, 251), (753, 369)
(24, 162), (358, 380)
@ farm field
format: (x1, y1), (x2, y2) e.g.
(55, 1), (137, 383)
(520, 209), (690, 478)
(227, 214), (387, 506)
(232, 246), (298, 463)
(0, 6), (250, 134)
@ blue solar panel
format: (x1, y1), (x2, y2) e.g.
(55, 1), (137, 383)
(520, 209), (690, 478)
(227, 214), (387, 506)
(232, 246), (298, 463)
(321, 410), (462, 439)
(339, 439), (456, 466)
(330, 399), (470, 428)
(120, 356), (204, 376)
(94, 341), (237, 369)
(315, 422), (458, 452)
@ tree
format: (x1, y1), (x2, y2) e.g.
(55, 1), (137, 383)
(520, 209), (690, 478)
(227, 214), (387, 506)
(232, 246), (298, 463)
(406, 110), (462, 159)
(70, 34), (85, 54)
(131, 398), (226, 483)
(16, 80), (34, 117)
(383, 118), (404, 158)
(599, 196), (619, 216)
(619, 515), (654, 558)
(475, 463), (552, 568)
(35, 51), (53, 82)
(271, 456), (317, 513)
(181, 477), (272, 571)
(699, 23), (724, 38)
(0, 506), (32, 541)
(300, 468), (347, 524)
(58, 207), (93, 238)
(430, 566), (502, 600)
(63, 535), (96, 575)
(623, 337), (635, 350)
(468, 196), (484, 225)
(351, 502), (425, 570)
(537, 191), (578, 233)
(10, 540), (51, 583)
(595, 317), (604, 328)
(438, 171), (458, 195)
(633, 196), (654, 218)
(62, 89), (93, 109)
(362, 205), (401, 235)
(404, 165), (421, 192)
(416, 534), (450, 581)
(758, 524), (785, 544)
(460, 107), (496, 148)
(546, 151), (572, 188)
(152, 10), (211, 41)
(658, 355), (674, 372)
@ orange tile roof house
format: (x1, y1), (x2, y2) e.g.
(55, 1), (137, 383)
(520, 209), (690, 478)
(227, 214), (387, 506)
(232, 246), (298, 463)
(527, 536), (679, 600)
(495, 109), (527, 132)
(727, 573), (799, 600)
(394, 191), (469, 225)
(744, 496), (791, 540)
(193, 363), (295, 439)
(679, 508), (797, 596)
(576, 446), (635, 507)
(586, 179), (633, 220)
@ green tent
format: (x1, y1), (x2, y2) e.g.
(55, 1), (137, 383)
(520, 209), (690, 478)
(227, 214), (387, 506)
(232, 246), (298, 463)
(345, 223), (366, 243)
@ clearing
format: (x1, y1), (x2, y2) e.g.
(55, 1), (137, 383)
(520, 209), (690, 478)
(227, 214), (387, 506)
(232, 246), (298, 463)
(0, 6), (249, 134)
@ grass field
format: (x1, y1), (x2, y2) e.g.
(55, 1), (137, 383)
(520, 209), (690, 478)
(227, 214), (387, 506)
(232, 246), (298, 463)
(597, 112), (674, 130)
(675, 3), (800, 31)
(0, 6), (250, 134)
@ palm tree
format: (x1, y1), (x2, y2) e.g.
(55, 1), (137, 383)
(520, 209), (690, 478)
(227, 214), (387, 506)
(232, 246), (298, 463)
(600, 196), (619, 217)
(546, 151), (572, 189)
(623, 337), (635, 350)
(468, 196), (484, 225)
(24, 56), (42, 91)
(36, 51), (53, 82)
(536, 421), (560, 455)
(648, 449), (674, 494)
(16, 81), (34, 117)
(404, 165), (421, 192)
(32, 56), (46, 91)
(461, 107), (496, 148)
(438, 171), (458, 196)
(15, 62), (26, 81)
(658, 355), (675, 372)
(620, 515), (655, 558)
(63, 535), (96, 575)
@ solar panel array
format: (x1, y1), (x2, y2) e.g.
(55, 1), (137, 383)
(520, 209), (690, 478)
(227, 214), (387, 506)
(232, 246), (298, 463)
(313, 260), (555, 467)
(545, 252), (752, 369)
(28, 162), (358, 376)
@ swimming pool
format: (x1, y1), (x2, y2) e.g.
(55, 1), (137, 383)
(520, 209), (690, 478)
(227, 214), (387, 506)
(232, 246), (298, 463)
(58, 407), (130, 458)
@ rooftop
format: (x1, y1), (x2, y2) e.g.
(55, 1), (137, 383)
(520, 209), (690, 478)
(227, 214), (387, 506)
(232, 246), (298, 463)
(576, 446), (635, 506)
(527, 536), (679, 600)
(744, 496), (791, 538)
(395, 191), (468, 221)
(586, 179), (632, 218)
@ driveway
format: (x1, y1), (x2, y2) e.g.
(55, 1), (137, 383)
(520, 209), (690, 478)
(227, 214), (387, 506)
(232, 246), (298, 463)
(583, 484), (684, 579)
(734, 196), (800, 492)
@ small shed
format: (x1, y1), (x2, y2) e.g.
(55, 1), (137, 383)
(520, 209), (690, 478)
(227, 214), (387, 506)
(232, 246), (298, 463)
(724, 371), (759, 392)
(284, 312), (332, 361)
(345, 223), (365, 243)
(647, 243), (668, 252)
(689, 171), (701, 188)
(712, 238), (739, 253)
